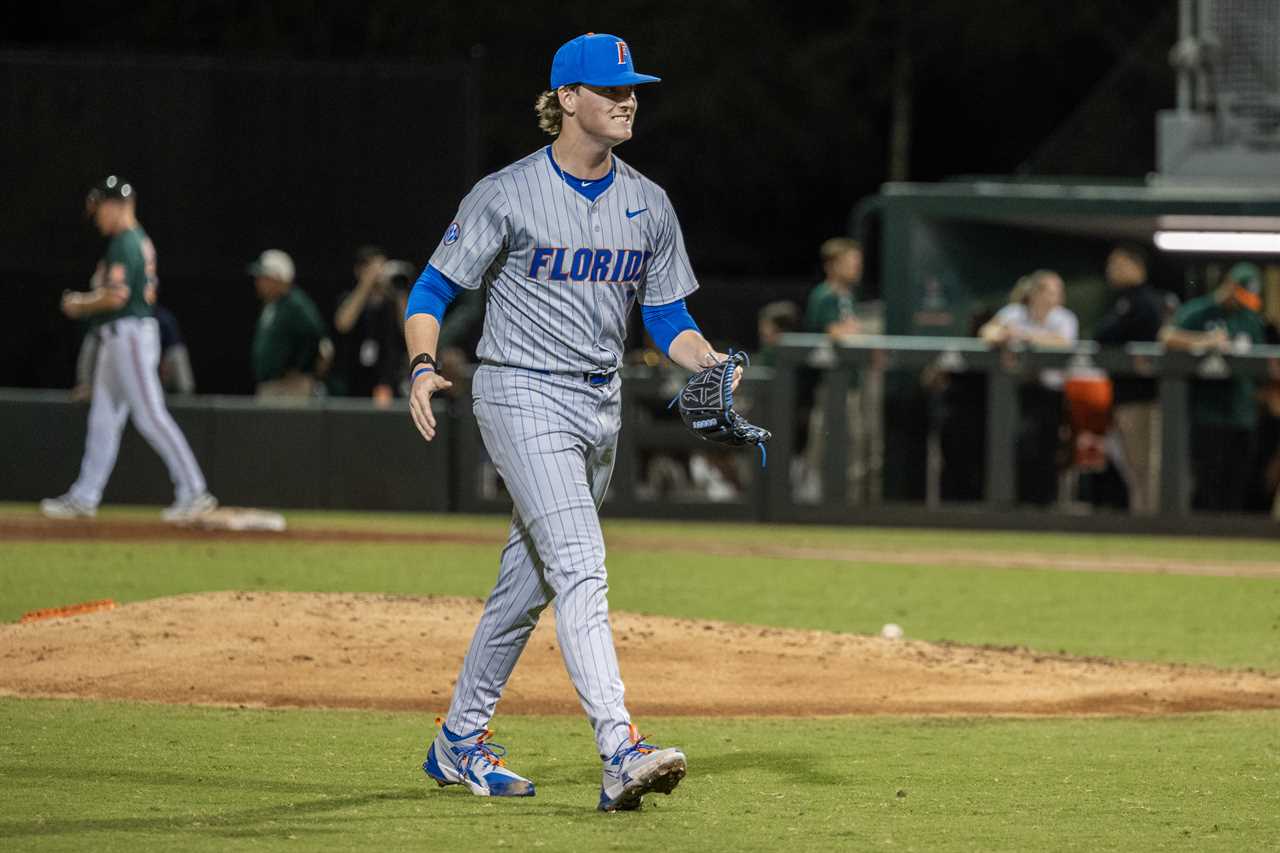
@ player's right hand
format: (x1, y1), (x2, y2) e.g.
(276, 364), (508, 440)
(409, 371), (453, 442)
(60, 291), (83, 319)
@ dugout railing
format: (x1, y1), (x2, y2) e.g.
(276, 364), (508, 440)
(763, 333), (1280, 534)
(4, 335), (1280, 535)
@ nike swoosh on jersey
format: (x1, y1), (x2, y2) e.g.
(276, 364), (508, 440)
(626, 207), (648, 219)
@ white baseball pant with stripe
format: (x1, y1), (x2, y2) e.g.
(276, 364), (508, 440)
(67, 316), (207, 508)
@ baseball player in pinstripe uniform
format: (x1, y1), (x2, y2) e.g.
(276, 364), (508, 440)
(41, 176), (216, 522)
(404, 34), (740, 811)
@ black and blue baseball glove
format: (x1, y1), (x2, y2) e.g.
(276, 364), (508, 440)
(670, 351), (771, 464)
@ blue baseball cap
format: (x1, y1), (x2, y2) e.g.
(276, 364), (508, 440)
(550, 33), (661, 89)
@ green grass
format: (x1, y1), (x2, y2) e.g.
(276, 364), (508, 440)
(9, 502), (1280, 561)
(3, 507), (1280, 849)
(2, 507), (1278, 670)
(2, 699), (1277, 853)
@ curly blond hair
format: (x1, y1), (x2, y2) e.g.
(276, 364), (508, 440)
(535, 87), (575, 136)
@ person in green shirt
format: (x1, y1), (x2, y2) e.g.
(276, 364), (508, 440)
(41, 176), (216, 522)
(804, 238), (863, 338)
(1161, 262), (1267, 511)
(798, 237), (879, 503)
(248, 249), (332, 397)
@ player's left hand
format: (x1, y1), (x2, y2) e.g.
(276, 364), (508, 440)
(409, 371), (454, 442)
(704, 351), (743, 392)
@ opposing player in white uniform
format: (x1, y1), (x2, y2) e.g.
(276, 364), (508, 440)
(41, 176), (216, 522)
(405, 34), (739, 811)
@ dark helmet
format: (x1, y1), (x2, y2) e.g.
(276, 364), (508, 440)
(86, 175), (135, 213)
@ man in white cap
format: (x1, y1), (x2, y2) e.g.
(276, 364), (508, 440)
(248, 249), (331, 397)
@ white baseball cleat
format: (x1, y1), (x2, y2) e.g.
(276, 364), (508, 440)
(423, 720), (536, 797)
(39, 494), (97, 519)
(598, 724), (686, 812)
(161, 492), (218, 523)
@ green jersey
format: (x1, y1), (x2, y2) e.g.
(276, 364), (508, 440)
(1173, 295), (1266, 429)
(89, 226), (155, 328)
(252, 287), (328, 383)
(804, 280), (862, 387)
(804, 281), (859, 334)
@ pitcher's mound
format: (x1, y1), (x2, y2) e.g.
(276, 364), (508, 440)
(2, 591), (1277, 716)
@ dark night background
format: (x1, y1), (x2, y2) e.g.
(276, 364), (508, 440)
(1, 1), (1174, 393)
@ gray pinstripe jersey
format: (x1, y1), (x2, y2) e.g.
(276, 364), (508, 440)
(428, 147), (698, 373)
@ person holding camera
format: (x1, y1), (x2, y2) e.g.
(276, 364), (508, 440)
(333, 245), (408, 405)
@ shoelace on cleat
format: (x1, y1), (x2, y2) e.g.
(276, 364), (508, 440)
(615, 724), (658, 761)
(465, 731), (509, 768)
(435, 716), (509, 768)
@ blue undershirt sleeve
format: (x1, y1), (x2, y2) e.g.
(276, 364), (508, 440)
(641, 298), (700, 356)
(405, 264), (463, 323)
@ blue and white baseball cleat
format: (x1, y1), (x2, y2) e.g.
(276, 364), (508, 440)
(423, 719), (535, 797)
(598, 725), (686, 812)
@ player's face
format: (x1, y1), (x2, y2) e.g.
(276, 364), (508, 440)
(1029, 275), (1064, 314)
(92, 201), (116, 235)
(255, 275), (284, 302)
(826, 249), (862, 286)
(571, 84), (637, 145)
(1106, 251), (1144, 286)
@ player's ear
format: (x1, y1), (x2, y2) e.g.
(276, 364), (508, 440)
(557, 84), (578, 115)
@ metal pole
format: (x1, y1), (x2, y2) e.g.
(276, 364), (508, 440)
(821, 366), (851, 507)
(765, 352), (799, 522)
(1196, 0), (1213, 109)
(984, 369), (1018, 508)
(1157, 376), (1193, 516)
(1177, 0), (1193, 113)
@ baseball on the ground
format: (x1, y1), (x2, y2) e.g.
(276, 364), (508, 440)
(880, 623), (904, 640)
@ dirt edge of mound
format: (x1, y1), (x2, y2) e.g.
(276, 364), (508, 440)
(3, 591), (1278, 717)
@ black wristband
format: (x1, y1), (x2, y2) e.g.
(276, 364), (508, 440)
(410, 353), (438, 373)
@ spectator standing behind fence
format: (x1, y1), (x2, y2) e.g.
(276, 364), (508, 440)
(979, 270), (1078, 505)
(1093, 244), (1164, 514)
(1160, 262), (1266, 512)
(756, 300), (799, 368)
(800, 238), (876, 502)
(332, 246), (405, 406)
(249, 249), (332, 398)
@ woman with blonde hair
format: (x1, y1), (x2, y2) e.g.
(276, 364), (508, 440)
(979, 269), (1079, 505)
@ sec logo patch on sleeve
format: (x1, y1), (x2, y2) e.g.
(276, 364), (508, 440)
(443, 222), (461, 245)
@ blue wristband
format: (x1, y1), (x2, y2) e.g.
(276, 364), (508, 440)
(412, 366), (435, 383)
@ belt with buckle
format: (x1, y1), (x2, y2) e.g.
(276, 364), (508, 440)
(483, 361), (616, 385)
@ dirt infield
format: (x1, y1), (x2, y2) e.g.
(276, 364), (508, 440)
(4, 514), (1280, 578)
(3, 591), (1278, 716)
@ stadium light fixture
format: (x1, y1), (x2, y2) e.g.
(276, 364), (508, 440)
(1153, 230), (1280, 253)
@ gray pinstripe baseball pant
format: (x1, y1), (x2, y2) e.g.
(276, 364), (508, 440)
(444, 365), (632, 758)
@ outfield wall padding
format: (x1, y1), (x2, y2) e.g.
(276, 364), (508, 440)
(0, 392), (450, 512)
